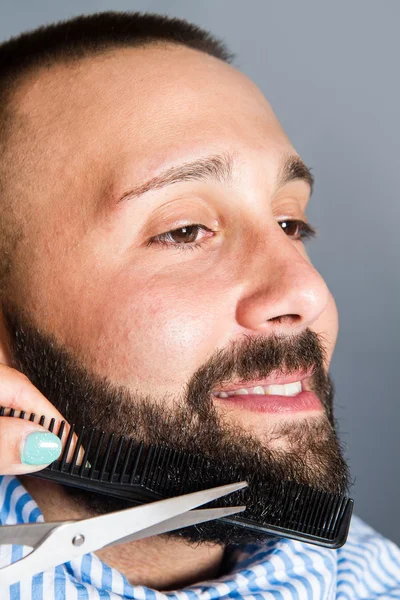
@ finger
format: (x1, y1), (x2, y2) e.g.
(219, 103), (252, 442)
(0, 417), (62, 475)
(0, 364), (64, 425)
(0, 365), (84, 470)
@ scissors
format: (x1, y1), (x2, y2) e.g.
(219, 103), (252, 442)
(0, 481), (247, 586)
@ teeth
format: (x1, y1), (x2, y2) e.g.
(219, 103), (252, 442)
(214, 381), (302, 398)
(284, 381), (302, 396)
(265, 384), (284, 395)
(265, 383), (302, 396)
(250, 386), (264, 395)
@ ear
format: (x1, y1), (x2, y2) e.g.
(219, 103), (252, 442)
(0, 308), (13, 366)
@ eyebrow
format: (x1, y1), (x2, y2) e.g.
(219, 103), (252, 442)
(118, 151), (314, 203)
(277, 154), (314, 195)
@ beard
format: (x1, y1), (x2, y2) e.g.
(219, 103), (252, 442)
(2, 301), (350, 546)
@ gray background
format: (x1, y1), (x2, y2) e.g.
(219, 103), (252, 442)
(0, 1), (399, 544)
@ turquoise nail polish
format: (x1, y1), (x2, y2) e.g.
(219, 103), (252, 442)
(21, 432), (62, 465)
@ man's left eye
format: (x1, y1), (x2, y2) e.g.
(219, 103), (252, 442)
(279, 219), (317, 241)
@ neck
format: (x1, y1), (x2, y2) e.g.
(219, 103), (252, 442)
(19, 476), (225, 590)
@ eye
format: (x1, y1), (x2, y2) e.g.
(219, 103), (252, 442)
(279, 219), (316, 241)
(146, 224), (214, 250)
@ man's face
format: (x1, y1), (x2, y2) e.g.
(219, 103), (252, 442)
(1, 44), (348, 543)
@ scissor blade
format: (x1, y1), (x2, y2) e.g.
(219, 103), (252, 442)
(105, 505), (247, 548)
(73, 480), (248, 552)
(0, 521), (73, 548)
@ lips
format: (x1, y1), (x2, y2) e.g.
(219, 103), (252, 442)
(212, 370), (322, 414)
(213, 369), (312, 393)
(213, 380), (302, 399)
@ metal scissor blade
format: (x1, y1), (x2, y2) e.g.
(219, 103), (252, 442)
(0, 521), (70, 548)
(64, 480), (248, 552)
(105, 505), (247, 548)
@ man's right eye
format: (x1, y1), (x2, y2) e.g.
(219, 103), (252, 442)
(279, 220), (317, 241)
(146, 224), (216, 250)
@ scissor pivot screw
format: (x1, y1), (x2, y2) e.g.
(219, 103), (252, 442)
(72, 534), (85, 547)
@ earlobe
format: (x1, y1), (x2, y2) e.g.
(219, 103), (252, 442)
(0, 309), (13, 366)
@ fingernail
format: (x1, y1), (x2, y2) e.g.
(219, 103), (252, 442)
(21, 432), (62, 465)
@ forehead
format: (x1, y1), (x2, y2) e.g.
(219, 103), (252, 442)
(11, 45), (295, 196)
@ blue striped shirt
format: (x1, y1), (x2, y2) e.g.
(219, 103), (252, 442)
(0, 475), (399, 599)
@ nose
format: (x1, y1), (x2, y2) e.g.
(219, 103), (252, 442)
(235, 225), (330, 334)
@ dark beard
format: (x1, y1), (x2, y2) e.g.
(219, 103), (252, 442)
(2, 302), (350, 545)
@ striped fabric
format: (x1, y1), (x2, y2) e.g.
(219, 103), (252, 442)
(0, 475), (399, 599)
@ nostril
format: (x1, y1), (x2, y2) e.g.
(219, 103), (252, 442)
(267, 314), (301, 325)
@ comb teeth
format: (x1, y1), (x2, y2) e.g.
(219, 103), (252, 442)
(0, 408), (354, 548)
(268, 482), (346, 538)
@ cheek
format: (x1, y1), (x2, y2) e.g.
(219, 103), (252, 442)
(56, 266), (231, 392)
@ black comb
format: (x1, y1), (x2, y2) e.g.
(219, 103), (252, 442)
(3, 408), (354, 548)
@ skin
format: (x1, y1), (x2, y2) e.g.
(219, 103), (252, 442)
(0, 43), (338, 588)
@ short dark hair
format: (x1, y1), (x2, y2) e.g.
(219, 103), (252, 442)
(0, 11), (233, 289)
(0, 11), (232, 80)
(0, 10), (233, 150)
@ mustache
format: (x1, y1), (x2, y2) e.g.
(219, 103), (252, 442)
(186, 328), (328, 407)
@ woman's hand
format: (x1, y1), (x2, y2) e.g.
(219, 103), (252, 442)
(0, 363), (66, 475)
